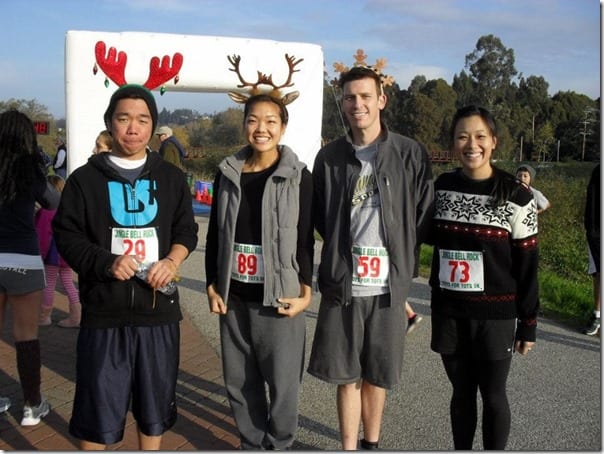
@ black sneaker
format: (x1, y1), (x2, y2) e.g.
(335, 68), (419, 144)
(360, 439), (379, 450)
(583, 317), (600, 336)
(407, 314), (423, 335)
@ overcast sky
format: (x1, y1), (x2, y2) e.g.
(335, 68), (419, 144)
(2, 0), (600, 118)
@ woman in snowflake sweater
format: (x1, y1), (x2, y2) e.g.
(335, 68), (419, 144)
(429, 105), (539, 450)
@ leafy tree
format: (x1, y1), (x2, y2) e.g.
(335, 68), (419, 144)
(510, 75), (552, 158)
(407, 75), (427, 95)
(321, 79), (347, 142)
(0, 98), (56, 152)
(533, 121), (556, 161)
(493, 120), (515, 162)
(381, 82), (403, 133)
(419, 79), (457, 149)
(401, 93), (441, 151)
(189, 116), (213, 148)
(451, 70), (475, 108)
(207, 108), (244, 147)
(0, 98), (51, 120)
(550, 91), (598, 160)
(464, 34), (518, 109)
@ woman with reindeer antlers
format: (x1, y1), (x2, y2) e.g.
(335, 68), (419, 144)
(52, 42), (198, 450)
(205, 54), (314, 450)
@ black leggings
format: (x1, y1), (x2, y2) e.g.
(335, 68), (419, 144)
(441, 354), (512, 450)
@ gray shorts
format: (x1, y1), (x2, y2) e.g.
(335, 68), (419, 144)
(0, 267), (45, 295)
(308, 294), (405, 389)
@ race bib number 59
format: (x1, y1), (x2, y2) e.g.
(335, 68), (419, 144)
(352, 245), (389, 287)
(438, 249), (484, 292)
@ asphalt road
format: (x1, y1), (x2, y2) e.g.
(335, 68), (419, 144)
(178, 214), (601, 451)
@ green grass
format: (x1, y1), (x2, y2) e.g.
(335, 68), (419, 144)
(417, 244), (593, 329)
(418, 156), (597, 331)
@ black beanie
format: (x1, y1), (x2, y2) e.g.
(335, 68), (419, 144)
(104, 84), (158, 133)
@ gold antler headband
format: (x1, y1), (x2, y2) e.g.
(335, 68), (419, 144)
(331, 48), (395, 88)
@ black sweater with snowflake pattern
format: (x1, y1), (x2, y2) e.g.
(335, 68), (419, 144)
(428, 168), (539, 342)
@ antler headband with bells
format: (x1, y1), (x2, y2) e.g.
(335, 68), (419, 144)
(93, 41), (183, 93)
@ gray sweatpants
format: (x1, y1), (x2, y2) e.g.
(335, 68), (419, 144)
(219, 297), (306, 450)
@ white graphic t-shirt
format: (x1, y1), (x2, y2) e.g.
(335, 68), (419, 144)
(350, 143), (389, 297)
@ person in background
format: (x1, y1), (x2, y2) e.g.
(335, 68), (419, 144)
(38, 146), (53, 171)
(308, 65), (434, 450)
(405, 301), (422, 334)
(52, 84), (198, 450)
(405, 246), (423, 335)
(0, 109), (60, 425)
(516, 164), (551, 214)
(583, 164), (600, 336)
(429, 105), (539, 450)
(52, 137), (67, 179)
(92, 129), (113, 154)
(155, 126), (185, 170)
(205, 93), (314, 450)
(35, 174), (81, 328)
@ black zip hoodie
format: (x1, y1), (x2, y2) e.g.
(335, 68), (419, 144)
(52, 151), (198, 328)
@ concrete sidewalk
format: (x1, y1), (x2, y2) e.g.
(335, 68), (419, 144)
(0, 291), (239, 450)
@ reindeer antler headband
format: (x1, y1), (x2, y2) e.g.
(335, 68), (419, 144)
(93, 41), (184, 94)
(227, 53), (304, 105)
(331, 49), (395, 88)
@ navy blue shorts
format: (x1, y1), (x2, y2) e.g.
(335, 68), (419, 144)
(69, 323), (180, 445)
(431, 314), (516, 360)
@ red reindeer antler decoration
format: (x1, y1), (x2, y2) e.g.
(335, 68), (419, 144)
(94, 41), (127, 86)
(143, 54), (184, 90)
(93, 41), (183, 94)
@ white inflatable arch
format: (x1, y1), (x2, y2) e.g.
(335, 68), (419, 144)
(65, 30), (324, 174)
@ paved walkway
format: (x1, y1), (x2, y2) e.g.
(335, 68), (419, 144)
(0, 214), (600, 450)
(0, 291), (240, 451)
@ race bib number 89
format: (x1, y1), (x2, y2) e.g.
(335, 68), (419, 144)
(231, 242), (264, 283)
(438, 249), (484, 292)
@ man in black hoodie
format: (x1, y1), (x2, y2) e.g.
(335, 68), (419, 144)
(53, 84), (198, 450)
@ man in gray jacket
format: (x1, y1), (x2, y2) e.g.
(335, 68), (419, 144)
(307, 66), (434, 450)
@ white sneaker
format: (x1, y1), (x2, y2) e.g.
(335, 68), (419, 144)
(0, 396), (10, 412)
(21, 398), (50, 426)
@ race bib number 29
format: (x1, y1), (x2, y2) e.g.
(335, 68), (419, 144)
(111, 227), (159, 263)
(438, 249), (484, 292)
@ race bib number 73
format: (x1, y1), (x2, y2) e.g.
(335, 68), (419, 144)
(438, 249), (484, 292)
